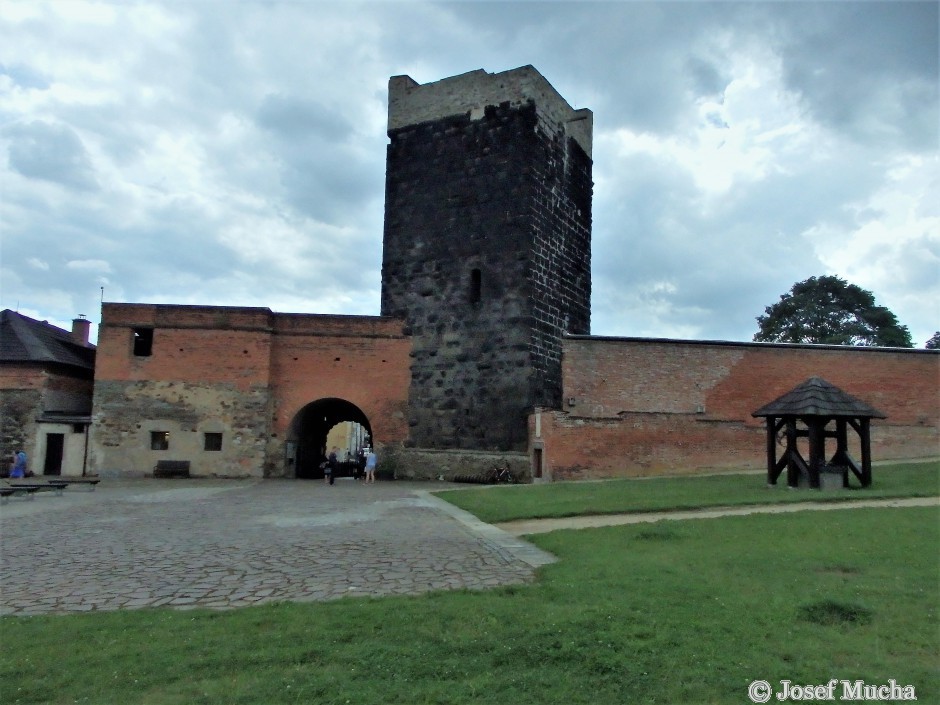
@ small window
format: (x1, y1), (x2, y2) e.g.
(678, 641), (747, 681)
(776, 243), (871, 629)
(469, 268), (482, 303)
(150, 431), (169, 451)
(204, 433), (223, 452)
(72, 423), (85, 434)
(133, 328), (154, 357)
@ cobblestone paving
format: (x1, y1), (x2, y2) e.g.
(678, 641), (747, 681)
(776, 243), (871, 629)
(0, 479), (555, 616)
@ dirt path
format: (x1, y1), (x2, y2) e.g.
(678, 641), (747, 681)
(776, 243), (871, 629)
(494, 496), (940, 536)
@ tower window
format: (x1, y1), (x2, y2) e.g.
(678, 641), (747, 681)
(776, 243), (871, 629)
(133, 328), (154, 357)
(469, 268), (482, 303)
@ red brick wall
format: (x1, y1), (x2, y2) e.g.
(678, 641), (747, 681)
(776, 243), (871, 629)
(534, 338), (940, 479)
(0, 365), (46, 391)
(270, 315), (411, 443)
(92, 304), (411, 477)
(97, 304), (273, 390)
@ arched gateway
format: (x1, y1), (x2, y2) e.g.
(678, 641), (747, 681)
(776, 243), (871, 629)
(286, 398), (372, 479)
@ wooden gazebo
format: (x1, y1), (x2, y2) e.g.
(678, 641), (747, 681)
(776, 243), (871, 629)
(752, 377), (886, 489)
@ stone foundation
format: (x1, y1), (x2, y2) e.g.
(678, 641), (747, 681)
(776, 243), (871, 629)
(386, 447), (531, 482)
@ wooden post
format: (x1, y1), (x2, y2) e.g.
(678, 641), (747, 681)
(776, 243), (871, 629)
(766, 417), (777, 485)
(860, 417), (873, 487)
(807, 418), (823, 489)
(833, 419), (848, 463)
(833, 418), (849, 488)
(786, 417), (799, 487)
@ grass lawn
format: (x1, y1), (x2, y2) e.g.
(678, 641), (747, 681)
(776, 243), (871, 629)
(434, 460), (940, 524)
(2, 506), (937, 704)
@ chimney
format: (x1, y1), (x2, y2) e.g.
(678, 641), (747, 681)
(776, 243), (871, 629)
(71, 315), (91, 346)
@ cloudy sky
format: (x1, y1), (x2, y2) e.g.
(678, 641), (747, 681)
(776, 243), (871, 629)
(2, 1), (937, 346)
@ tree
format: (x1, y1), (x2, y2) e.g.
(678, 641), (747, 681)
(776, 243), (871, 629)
(926, 332), (940, 349)
(754, 275), (913, 347)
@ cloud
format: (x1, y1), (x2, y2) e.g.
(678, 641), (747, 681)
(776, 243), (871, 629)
(5, 121), (98, 190)
(66, 259), (112, 274)
(771, 2), (939, 151)
(0, 0), (935, 349)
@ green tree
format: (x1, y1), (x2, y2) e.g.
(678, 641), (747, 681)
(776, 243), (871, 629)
(754, 275), (913, 347)
(926, 332), (940, 349)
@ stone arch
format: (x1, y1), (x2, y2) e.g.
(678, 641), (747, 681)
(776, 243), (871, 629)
(285, 398), (372, 479)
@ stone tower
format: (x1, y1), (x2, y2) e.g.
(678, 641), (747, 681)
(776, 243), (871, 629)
(381, 66), (592, 452)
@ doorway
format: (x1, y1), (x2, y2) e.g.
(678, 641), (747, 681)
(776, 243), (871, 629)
(532, 447), (543, 479)
(44, 433), (64, 475)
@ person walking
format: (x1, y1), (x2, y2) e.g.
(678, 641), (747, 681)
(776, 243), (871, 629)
(327, 447), (338, 486)
(364, 448), (377, 484)
(10, 450), (27, 479)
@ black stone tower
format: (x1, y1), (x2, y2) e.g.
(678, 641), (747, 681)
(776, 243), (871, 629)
(381, 66), (592, 452)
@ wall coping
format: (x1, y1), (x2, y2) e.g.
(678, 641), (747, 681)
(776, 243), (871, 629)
(564, 334), (939, 355)
(101, 303), (404, 335)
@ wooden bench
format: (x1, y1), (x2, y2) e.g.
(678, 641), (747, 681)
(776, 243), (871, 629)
(0, 477), (100, 502)
(1, 483), (48, 500)
(61, 476), (101, 490)
(154, 460), (191, 478)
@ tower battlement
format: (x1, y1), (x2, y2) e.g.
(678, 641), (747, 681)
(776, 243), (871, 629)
(388, 65), (593, 158)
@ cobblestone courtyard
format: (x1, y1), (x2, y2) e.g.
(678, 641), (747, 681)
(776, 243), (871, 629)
(0, 479), (555, 616)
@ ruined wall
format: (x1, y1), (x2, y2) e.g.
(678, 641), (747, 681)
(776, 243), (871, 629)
(381, 66), (592, 452)
(91, 380), (272, 478)
(90, 305), (413, 478)
(91, 304), (274, 477)
(533, 337), (940, 479)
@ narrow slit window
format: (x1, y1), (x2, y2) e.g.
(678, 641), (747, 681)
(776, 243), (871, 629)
(133, 328), (154, 357)
(204, 433), (223, 452)
(469, 268), (482, 303)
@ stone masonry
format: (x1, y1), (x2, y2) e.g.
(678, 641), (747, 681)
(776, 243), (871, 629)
(381, 66), (593, 453)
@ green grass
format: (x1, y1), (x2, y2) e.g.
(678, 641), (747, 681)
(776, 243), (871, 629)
(2, 506), (937, 704)
(434, 460), (940, 524)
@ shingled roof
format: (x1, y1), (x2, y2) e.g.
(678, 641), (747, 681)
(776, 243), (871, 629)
(0, 309), (96, 371)
(752, 376), (886, 419)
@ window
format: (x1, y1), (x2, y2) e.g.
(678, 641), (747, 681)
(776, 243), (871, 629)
(204, 433), (223, 452)
(150, 431), (169, 451)
(469, 268), (482, 303)
(133, 328), (154, 357)
(72, 423), (85, 434)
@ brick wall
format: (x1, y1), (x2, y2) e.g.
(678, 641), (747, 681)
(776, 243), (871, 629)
(95, 304), (273, 390)
(269, 314), (412, 457)
(533, 337), (940, 479)
(90, 304), (410, 478)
